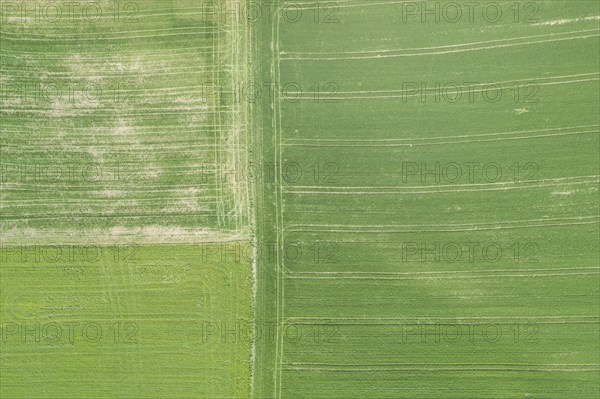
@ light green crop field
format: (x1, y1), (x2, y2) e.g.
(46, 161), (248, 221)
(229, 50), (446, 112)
(0, 243), (252, 398)
(2, 0), (600, 398)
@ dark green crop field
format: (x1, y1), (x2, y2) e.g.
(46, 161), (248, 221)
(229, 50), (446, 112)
(252, 1), (599, 398)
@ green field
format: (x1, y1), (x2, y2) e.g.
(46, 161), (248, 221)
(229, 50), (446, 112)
(1, 1), (252, 398)
(2, 0), (600, 398)
(252, 0), (599, 398)
(0, 243), (252, 398)
(1, 0), (249, 242)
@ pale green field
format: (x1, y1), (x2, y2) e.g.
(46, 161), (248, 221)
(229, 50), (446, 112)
(1, 0), (248, 243)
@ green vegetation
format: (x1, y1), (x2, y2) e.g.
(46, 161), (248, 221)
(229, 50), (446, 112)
(0, 243), (252, 398)
(252, 0), (600, 398)
(1, 0), (248, 242)
(1, 0), (599, 398)
(1, 1), (252, 398)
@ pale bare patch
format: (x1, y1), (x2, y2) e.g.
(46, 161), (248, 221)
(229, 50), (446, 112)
(112, 56), (144, 73)
(87, 147), (102, 159)
(49, 93), (99, 117)
(0, 226), (248, 245)
(533, 16), (600, 26)
(2, 97), (22, 107)
(188, 114), (209, 125)
(143, 166), (162, 178)
(67, 54), (104, 83)
(49, 96), (72, 117)
(0, 97), (22, 114)
(552, 191), (575, 196)
(174, 96), (202, 104)
(109, 119), (143, 150)
(4, 17), (25, 23)
(169, 188), (204, 211)
(96, 189), (125, 198)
